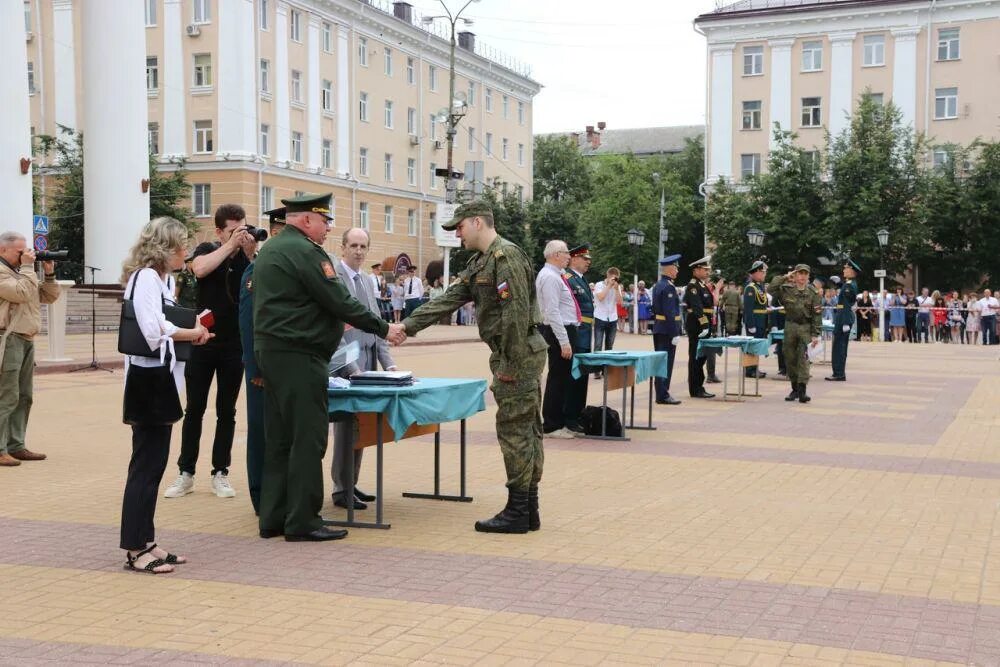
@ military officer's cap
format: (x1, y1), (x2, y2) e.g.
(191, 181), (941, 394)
(281, 193), (334, 221)
(844, 258), (862, 272)
(830, 275), (842, 285)
(264, 206), (287, 226)
(569, 243), (591, 259)
(689, 255), (711, 269)
(749, 259), (767, 273)
(441, 200), (492, 230)
(659, 254), (682, 266)
(793, 263), (811, 274)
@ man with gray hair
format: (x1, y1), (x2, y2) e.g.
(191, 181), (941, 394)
(535, 240), (580, 439)
(0, 231), (61, 467)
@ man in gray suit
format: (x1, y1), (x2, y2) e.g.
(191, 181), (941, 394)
(330, 227), (398, 510)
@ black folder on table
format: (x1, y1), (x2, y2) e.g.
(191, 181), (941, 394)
(349, 370), (414, 387)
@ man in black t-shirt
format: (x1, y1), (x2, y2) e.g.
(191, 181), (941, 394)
(164, 204), (257, 500)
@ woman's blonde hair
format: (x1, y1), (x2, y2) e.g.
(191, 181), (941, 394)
(120, 217), (190, 284)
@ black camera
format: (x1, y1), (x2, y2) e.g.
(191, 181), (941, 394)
(35, 250), (69, 261)
(245, 225), (268, 242)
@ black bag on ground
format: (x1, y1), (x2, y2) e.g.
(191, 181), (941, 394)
(579, 405), (623, 437)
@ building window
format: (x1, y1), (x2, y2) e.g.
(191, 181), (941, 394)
(468, 81), (476, 106)
(289, 9), (301, 41)
(322, 139), (332, 169)
(740, 153), (761, 178)
(26, 62), (34, 94)
(934, 87), (958, 119)
(407, 209), (417, 236)
(428, 65), (437, 91)
(146, 57), (159, 92)
(322, 80), (332, 111)
(384, 100), (393, 128)
(485, 87), (493, 112)
(193, 53), (212, 87)
(742, 100), (762, 130)
(384, 205), (394, 233)
(148, 122), (159, 154)
(290, 69), (302, 102)
(801, 97), (822, 127)
(359, 147), (368, 176)
(192, 0), (210, 24)
(743, 45), (763, 75)
(261, 185), (273, 213)
(407, 158), (416, 185)
(193, 184), (211, 216)
(193, 120), (213, 153)
(485, 132), (493, 156)
(864, 92), (884, 106)
(932, 149), (949, 169)
(359, 92), (368, 121)
(863, 34), (885, 66)
(145, 0), (156, 26)
(502, 138), (509, 160)
(322, 22), (332, 52)
(384, 47), (392, 76)
(407, 107), (416, 135)
(359, 202), (369, 230)
(358, 37), (368, 66)
(429, 162), (438, 189)
(468, 127), (475, 152)
(801, 40), (822, 71)
(291, 131), (303, 163)
(384, 153), (393, 181)
(517, 143), (524, 166)
(258, 0), (268, 30)
(938, 28), (960, 61)
(429, 114), (437, 141)
(406, 56), (415, 84)
(259, 123), (270, 156)
(518, 101), (525, 125)
(259, 59), (270, 94)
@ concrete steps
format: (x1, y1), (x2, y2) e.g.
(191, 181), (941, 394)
(41, 287), (124, 335)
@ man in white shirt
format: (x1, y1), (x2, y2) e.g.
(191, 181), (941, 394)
(916, 287), (933, 343)
(402, 266), (424, 318)
(980, 289), (999, 345)
(593, 267), (621, 352)
(535, 240), (580, 439)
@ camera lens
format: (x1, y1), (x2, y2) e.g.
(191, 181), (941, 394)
(245, 226), (268, 242)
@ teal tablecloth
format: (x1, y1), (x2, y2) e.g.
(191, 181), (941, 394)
(697, 336), (771, 358)
(570, 351), (668, 382)
(769, 322), (835, 342)
(328, 377), (487, 438)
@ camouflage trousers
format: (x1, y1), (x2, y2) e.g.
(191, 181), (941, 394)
(783, 321), (813, 385)
(491, 349), (545, 492)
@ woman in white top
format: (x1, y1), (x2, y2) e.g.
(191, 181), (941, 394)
(119, 217), (211, 574)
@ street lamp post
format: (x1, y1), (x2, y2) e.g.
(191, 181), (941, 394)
(627, 228), (646, 335)
(652, 172), (666, 278)
(877, 228), (889, 343)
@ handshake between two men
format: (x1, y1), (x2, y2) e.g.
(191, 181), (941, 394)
(385, 322), (407, 346)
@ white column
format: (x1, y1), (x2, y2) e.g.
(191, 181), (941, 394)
(708, 43), (735, 183)
(82, 1), (150, 278)
(1, 0), (34, 240)
(45, 281), (76, 362)
(336, 25), (351, 177)
(891, 27), (920, 128)
(274, 2), (290, 165)
(162, 0), (186, 158)
(52, 0), (77, 130)
(828, 32), (856, 139)
(307, 16), (322, 171)
(216, 0), (256, 159)
(768, 39), (794, 145)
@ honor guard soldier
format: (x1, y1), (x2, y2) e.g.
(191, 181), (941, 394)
(564, 244), (593, 431)
(683, 256), (716, 399)
(652, 254), (683, 405)
(742, 260), (769, 379)
(769, 264), (822, 403)
(827, 259), (859, 381)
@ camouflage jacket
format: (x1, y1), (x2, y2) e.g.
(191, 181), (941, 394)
(174, 269), (198, 309)
(769, 274), (822, 337)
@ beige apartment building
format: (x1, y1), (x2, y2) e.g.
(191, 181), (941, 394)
(694, 0), (1000, 185)
(24, 0), (539, 270)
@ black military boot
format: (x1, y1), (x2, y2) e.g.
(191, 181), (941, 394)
(528, 486), (540, 532)
(798, 383), (811, 403)
(474, 489), (529, 534)
(785, 381), (799, 401)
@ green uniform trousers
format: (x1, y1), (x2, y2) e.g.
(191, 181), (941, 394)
(0, 335), (34, 456)
(256, 349), (329, 535)
(783, 321), (812, 385)
(492, 350), (545, 492)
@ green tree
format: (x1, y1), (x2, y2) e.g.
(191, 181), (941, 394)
(450, 185), (534, 270)
(965, 141), (1000, 287)
(704, 178), (756, 282)
(528, 134), (592, 266)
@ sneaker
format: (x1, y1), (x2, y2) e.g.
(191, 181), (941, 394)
(164, 472), (194, 498)
(211, 472), (236, 498)
(545, 428), (576, 440)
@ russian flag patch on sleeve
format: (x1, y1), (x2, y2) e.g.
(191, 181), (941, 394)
(497, 281), (511, 300)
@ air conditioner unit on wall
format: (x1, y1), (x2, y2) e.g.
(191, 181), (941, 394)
(25, 31), (34, 42)
(186, 24), (201, 36)
(433, 140), (444, 150)
(409, 135), (420, 146)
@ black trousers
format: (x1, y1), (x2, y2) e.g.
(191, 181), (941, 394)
(120, 424), (172, 550)
(540, 324), (577, 433)
(905, 315), (917, 343)
(178, 344), (244, 476)
(687, 333), (707, 396)
(563, 323), (590, 430)
(653, 334), (676, 400)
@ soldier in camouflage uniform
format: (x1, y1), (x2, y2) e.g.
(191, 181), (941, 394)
(174, 258), (198, 309)
(769, 264), (822, 403)
(402, 201), (547, 534)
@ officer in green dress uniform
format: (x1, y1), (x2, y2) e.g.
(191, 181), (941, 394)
(238, 207), (285, 515)
(683, 256), (716, 399)
(253, 193), (405, 542)
(742, 260), (769, 380)
(564, 243), (592, 432)
(769, 264), (822, 403)
(826, 259), (859, 382)
(401, 201), (547, 534)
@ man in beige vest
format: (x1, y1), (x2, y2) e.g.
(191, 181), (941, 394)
(0, 232), (60, 467)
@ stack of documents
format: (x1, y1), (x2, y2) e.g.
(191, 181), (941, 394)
(349, 370), (414, 387)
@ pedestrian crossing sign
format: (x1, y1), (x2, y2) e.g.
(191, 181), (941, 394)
(32, 215), (49, 235)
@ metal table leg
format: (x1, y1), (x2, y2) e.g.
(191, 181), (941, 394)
(326, 414), (391, 530)
(627, 373), (656, 431)
(403, 419), (474, 502)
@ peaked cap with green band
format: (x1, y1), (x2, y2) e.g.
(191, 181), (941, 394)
(281, 193), (334, 221)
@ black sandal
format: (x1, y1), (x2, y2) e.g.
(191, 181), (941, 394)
(148, 543), (186, 565)
(124, 545), (172, 574)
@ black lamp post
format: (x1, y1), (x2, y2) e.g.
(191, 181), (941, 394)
(877, 228), (889, 342)
(627, 228), (645, 334)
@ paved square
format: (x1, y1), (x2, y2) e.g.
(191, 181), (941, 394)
(3, 330), (1000, 665)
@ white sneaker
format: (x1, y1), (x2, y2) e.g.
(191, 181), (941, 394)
(164, 472), (194, 498)
(546, 428), (576, 439)
(211, 472), (236, 498)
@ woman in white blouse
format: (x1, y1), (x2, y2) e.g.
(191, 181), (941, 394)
(119, 217), (211, 574)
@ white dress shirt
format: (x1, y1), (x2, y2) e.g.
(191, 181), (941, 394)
(593, 280), (619, 322)
(404, 275), (424, 299)
(124, 268), (184, 390)
(980, 296), (999, 318)
(535, 263), (579, 346)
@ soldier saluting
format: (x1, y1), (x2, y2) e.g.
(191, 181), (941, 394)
(742, 260), (769, 380)
(769, 264), (822, 403)
(683, 256), (716, 399)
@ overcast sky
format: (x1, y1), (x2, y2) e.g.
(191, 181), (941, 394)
(410, 0), (721, 134)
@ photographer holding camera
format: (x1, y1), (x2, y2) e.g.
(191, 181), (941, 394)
(164, 204), (260, 499)
(0, 231), (61, 467)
